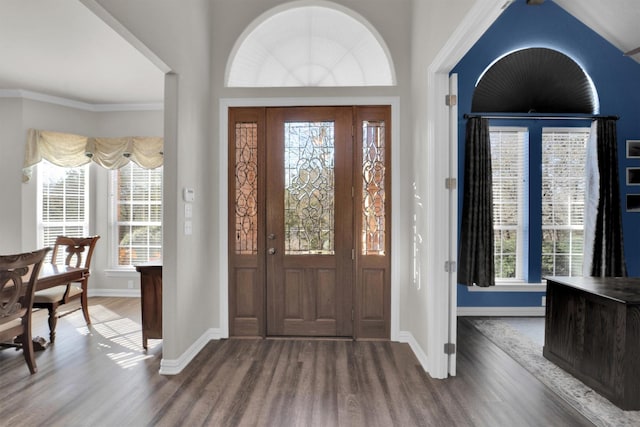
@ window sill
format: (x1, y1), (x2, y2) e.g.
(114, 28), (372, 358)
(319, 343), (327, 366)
(467, 281), (546, 292)
(104, 268), (139, 278)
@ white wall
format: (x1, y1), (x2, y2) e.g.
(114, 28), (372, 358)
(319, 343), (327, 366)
(0, 98), (27, 253)
(409, 0), (507, 377)
(95, 0), (214, 363)
(408, 0), (477, 377)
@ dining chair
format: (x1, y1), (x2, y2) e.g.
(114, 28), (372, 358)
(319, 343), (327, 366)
(33, 236), (100, 344)
(0, 247), (50, 374)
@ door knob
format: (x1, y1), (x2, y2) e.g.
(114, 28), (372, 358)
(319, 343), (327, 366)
(268, 247), (276, 255)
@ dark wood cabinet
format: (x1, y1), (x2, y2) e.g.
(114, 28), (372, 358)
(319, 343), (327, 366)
(135, 262), (162, 350)
(544, 276), (640, 410)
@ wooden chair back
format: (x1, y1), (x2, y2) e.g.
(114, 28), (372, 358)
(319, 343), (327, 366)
(0, 247), (50, 374)
(50, 236), (100, 270)
(33, 236), (99, 343)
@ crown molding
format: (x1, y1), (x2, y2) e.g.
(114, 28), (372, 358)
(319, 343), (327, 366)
(0, 89), (163, 112)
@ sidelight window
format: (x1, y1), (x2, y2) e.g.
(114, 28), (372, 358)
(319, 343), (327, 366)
(234, 122), (259, 255)
(361, 120), (386, 256)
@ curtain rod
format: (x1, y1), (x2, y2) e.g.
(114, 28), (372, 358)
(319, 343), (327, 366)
(463, 113), (619, 121)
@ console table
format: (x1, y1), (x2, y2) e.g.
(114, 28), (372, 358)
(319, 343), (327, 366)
(135, 262), (162, 350)
(544, 276), (640, 410)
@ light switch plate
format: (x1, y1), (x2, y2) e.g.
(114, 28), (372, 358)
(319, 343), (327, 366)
(183, 187), (195, 202)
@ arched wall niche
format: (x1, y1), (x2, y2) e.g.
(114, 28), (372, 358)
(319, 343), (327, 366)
(225, 0), (396, 87)
(472, 47), (599, 114)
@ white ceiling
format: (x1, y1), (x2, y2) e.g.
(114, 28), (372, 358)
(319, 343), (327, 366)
(553, 0), (640, 58)
(0, 0), (638, 106)
(0, 0), (164, 105)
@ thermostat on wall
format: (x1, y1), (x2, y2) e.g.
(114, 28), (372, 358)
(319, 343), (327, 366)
(183, 187), (195, 202)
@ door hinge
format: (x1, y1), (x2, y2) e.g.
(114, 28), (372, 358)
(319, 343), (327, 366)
(444, 343), (456, 355)
(445, 261), (457, 273)
(351, 308), (355, 321)
(352, 186), (355, 198)
(445, 94), (457, 106)
(352, 249), (355, 260)
(445, 177), (457, 190)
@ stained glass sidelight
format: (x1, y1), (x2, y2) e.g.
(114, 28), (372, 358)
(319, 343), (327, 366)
(284, 122), (335, 255)
(362, 121), (386, 255)
(235, 123), (258, 255)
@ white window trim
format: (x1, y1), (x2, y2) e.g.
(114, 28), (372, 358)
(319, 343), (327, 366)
(108, 169), (125, 270)
(469, 281), (547, 292)
(104, 268), (139, 277)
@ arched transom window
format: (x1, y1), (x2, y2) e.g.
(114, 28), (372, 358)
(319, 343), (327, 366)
(226, 2), (396, 87)
(472, 47), (599, 114)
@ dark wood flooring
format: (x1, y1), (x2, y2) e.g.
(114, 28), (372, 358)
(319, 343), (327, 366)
(0, 297), (593, 426)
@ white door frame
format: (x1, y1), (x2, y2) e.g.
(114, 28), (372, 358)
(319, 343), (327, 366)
(448, 72), (459, 376)
(425, 0), (507, 379)
(219, 96), (401, 341)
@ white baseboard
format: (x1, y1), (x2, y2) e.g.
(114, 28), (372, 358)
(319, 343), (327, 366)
(88, 289), (141, 298)
(457, 306), (546, 316)
(397, 331), (429, 374)
(159, 328), (224, 375)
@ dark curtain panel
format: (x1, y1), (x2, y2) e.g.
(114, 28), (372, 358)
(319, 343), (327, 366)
(458, 117), (495, 287)
(591, 118), (627, 277)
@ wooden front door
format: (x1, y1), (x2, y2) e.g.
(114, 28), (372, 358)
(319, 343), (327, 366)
(229, 106), (391, 339)
(265, 107), (353, 336)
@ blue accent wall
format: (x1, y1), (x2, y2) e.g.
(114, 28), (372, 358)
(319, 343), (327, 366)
(454, 0), (640, 307)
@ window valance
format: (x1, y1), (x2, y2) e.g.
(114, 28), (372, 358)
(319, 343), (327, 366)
(22, 129), (163, 182)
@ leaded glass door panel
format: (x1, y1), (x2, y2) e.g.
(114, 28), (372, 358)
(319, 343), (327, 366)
(266, 107), (354, 336)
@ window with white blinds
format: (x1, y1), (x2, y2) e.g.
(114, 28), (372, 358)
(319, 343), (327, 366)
(541, 128), (589, 276)
(489, 126), (590, 282)
(38, 160), (90, 261)
(490, 128), (528, 279)
(111, 163), (162, 267)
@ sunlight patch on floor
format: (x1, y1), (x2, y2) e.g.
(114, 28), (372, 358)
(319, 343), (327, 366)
(93, 318), (140, 339)
(106, 351), (153, 369)
(62, 304), (162, 368)
(72, 304), (126, 324)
